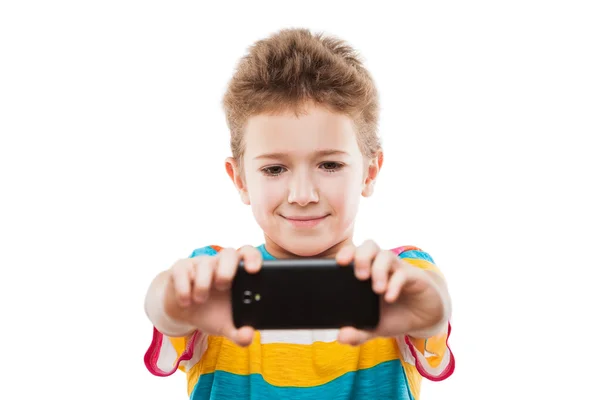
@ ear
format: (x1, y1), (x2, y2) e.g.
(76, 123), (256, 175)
(225, 157), (250, 205)
(362, 150), (384, 197)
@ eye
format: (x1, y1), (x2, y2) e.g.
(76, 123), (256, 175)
(320, 162), (343, 172)
(262, 165), (287, 176)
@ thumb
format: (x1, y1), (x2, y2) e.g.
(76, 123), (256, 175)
(337, 327), (374, 346)
(225, 325), (255, 347)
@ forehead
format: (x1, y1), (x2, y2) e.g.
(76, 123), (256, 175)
(243, 106), (361, 158)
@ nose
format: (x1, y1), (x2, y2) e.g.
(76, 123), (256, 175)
(287, 170), (319, 206)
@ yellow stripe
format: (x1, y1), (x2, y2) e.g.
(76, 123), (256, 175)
(408, 335), (446, 368)
(189, 333), (400, 387)
(402, 258), (441, 274)
(168, 336), (188, 372)
(168, 336), (187, 356)
(400, 358), (422, 400)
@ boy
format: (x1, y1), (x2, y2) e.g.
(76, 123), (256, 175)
(144, 28), (454, 399)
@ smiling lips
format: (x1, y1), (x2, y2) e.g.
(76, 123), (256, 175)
(282, 214), (329, 228)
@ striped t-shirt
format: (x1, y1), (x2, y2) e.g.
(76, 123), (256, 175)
(144, 244), (454, 400)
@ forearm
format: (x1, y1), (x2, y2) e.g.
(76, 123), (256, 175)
(407, 270), (452, 338)
(144, 270), (196, 337)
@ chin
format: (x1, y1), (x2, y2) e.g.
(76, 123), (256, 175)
(277, 236), (336, 258)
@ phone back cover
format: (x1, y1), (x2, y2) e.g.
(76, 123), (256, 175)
(232, 260), (380, 330)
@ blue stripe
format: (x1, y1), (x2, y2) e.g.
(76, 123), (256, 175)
(190, 359), (413, 400)
(189, 245), (274, 260)
(258, 244), (276, 260)
(399, 250), (435, 264)
(189, 246), (218, 258)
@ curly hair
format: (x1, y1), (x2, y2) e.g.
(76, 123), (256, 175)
(222, 28), (381, 166)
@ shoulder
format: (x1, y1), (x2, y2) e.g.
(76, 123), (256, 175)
(391, 245), (440, 274)
(390, 245), (436, 264)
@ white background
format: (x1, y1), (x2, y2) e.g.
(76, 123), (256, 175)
(1, 1), (599, 399)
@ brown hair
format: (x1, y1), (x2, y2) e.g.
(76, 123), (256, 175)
(222, 28), (381, 167)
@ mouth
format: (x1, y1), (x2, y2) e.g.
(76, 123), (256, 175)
(281, 214), (330, 228)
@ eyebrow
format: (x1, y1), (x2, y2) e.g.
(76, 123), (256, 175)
(253, 149), (350, 160)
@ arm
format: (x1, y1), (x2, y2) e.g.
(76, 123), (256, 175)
(335, 241), (455, 381)
(335, 241), (453, 342)
(144, 246), (263, 346)
(366, 259), (452, 340)
(143, 246), (264, 377)
(386, 250), (455, 382)
(144, 270), (196, 338)
(404, 268), (452, 338)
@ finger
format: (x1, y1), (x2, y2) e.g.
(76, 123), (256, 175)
(335, 244), (355, 266)
(238, 245), (263, 274)
(384, 268), (409, 303)
(214, 248), (239, 291)
(371, 251), (396, 294)
(171, 260), (194, 307)
(337, 327), (373, 346)
(192, 256), (216, 303)
(225, 325), (255, 347)
(354, 240), (379, 280)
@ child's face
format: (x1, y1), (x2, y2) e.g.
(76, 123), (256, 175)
(226, 104), (381, 258)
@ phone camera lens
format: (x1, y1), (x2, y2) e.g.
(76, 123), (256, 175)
(243, 290), (252, 304)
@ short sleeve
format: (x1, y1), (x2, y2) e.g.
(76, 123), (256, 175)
(143, 245), (220, 377)
(144, 329), (207, 376)
(391, 246), (455, 381)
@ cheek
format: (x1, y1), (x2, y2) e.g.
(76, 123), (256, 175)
(322, 173), (362, 216)
(248, 180), (285, 217)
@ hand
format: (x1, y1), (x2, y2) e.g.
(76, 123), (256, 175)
(163, 246), (262, 347)
(335, 240), (447, 346)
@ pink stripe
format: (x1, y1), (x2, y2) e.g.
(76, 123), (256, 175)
(390, 246), (421, 256)
(404, 322), (455, 381)
(144, 327), (200, 377)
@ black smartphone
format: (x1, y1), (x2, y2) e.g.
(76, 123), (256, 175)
(231, 258), (380, 330)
